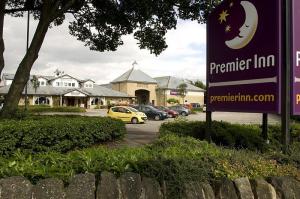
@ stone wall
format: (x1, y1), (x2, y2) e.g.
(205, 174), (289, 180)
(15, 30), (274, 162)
(0, 172), (299, 199)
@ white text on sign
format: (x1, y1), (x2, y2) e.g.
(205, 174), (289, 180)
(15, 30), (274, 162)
(297, 51), (300, 67)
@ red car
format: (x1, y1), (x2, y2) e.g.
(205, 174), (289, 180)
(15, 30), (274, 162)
(155, 106), (179, 118)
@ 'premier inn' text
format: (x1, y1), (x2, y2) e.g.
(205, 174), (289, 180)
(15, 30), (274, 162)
(210, 54), (275, 75)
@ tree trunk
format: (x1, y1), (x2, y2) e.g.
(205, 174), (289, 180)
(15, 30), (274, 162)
(0, 0), (6, 75)
(0, 13), (50, 117)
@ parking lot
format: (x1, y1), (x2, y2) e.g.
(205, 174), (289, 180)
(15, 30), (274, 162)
(42, 110), (281, 147)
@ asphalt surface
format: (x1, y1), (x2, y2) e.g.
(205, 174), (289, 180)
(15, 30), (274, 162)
(41, 109), (281, 147)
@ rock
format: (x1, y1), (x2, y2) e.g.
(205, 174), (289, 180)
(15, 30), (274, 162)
(250, 179), (276, 199)
(141, 177), (163, 199)
(0, 176), (32, 199)
(66, 173), (95, 199)
(184, 181), (215, 199)
(97, 172), (120, 199)
(120, 172), (142, 199)
(32, 178), (65, 199)
(268, 177), (300, 199)
(234, 177), (254, 199)
(214, 179), (238, 199)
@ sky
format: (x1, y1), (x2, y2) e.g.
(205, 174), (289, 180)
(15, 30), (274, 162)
(3, 15), (207, 85)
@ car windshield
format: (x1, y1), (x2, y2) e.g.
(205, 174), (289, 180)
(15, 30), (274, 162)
(127, 107), (138, 112)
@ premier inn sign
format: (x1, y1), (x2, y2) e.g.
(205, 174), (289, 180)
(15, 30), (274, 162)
(207, 0), (281, 113)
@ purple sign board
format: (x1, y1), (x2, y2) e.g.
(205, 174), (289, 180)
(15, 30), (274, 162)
(207, 0), (282, 113)
(170, 90), (179, 96)
(292, 0), (300, 115)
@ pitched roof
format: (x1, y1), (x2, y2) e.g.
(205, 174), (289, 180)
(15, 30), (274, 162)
(0, 83), (132, 98)
(155, 76), (205, 92)
(111, 68), (157, 84)
(1, 73), (55, 81)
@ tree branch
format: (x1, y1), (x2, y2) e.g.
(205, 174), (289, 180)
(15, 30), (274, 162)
(4, 7), (41, 14)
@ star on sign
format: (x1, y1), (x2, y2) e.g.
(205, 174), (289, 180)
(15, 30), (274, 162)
(225, 25), (231, 32)
(230, 2), (234, 7)
(219, 10), (229, 24)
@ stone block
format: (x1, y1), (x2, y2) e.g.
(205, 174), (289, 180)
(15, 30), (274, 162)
(184, 181), (215, 199)
(0, 176), (32, 199)
(141, 177), (163, 199)
(214, 179), (238, 199)
(120, 172), (142, 199)
(97, 172), (120, 199)
(234, 177), (254, 199)
(66, 173), (95, 199)
(250, 179), (276, 199)
(268, 177), (300, 199)
(32, 178), (65, 199)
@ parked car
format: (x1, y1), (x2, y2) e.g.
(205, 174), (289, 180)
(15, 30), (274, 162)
(131, 105), (168, 120)
(107, 106), (147, 124)
(169, 105), (190, 116)
(190, 103), (201, 108)
(155, 106), (179, 118)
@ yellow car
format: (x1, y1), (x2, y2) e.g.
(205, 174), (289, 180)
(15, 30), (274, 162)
(107, 106), (147, 124)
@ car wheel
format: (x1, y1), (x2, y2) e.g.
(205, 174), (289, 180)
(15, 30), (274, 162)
(181, 112), (187, 116)
(154, 115), (160, 121)
(131, 118), (138, 124)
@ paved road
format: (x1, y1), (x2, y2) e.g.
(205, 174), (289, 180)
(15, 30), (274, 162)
(41, 110), (281, 147)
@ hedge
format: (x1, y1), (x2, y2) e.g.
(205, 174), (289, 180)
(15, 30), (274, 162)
(0, 135), (298, 198)
(21, 105), (86, 113)
(0, 116), (126, 156)
(159, 121), (300, 151)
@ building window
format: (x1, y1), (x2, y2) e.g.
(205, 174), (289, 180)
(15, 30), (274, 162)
(56, 82), (59, 86)
(35, 96), (50, 105)
(91, 98), (99, 105)
(64, 82), (67, 87)
(72, 83), (75, 87)
(68, 83), (71, 87)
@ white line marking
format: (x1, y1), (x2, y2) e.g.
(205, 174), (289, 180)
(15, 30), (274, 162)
(209, 77), (277, 88)
(295, 77), (300, 83)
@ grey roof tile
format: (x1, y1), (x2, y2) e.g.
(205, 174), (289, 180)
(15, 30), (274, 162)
(0, 83), (132, 98)
(155, 76), (205, 92)
(111, 68), (157, 83)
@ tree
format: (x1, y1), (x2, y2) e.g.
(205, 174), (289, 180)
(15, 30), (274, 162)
(31, 75), (39, 93)
(0, 0), (221, 117)
(193, 80), (206, 90)
(177, 83), (188, 104)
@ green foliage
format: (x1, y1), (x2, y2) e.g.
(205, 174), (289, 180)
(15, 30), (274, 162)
(177, 83), (188, 103)
(192, 80), (206, 90)
(19, 105), (86, 113)
(160, 121), (268, 151)
(167, 98), (179, 105)
(0, 116), (126, 156)
(0, 135), (298, 198)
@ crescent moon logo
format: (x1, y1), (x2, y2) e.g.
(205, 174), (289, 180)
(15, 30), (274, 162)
(225, 1), (258, 50)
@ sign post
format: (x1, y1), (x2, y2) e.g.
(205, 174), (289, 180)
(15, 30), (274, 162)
(282, 0), (291, 153)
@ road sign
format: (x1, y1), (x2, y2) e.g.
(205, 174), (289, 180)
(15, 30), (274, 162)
(207, 0), (282, 113)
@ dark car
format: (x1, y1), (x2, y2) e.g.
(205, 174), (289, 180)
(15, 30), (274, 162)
(169, 105), (190, 116)
(190, 103), (201, 108)
(131, 105), (168, 120)
(155, 106), (179, 118)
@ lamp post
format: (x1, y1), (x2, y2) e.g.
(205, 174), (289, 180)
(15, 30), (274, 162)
(24, 10), (30, 110)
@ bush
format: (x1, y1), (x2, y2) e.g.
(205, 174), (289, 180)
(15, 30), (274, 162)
(0, 116), (126, 156)
(167, 98), (179, 104)
(19, 105), (86, 113)
(159, 121), (268, 151)
(0, 135), (298, 198)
